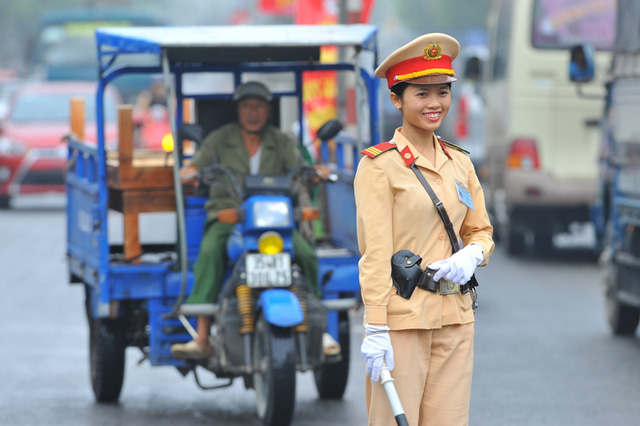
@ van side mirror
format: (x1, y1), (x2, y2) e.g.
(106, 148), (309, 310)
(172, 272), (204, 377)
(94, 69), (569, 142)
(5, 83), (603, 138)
(569, 43), (595, 83)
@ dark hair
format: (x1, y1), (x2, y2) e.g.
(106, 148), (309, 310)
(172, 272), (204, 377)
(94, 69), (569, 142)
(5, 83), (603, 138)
(390, 81), (452, 99)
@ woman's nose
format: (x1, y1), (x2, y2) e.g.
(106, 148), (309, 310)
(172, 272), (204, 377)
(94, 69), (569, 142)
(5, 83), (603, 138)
(426, 95), (440, 108)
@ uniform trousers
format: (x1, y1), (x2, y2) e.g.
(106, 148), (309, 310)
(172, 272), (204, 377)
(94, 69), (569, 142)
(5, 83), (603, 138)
(187, 221), (319, 304)
(365, 323), (474, 426)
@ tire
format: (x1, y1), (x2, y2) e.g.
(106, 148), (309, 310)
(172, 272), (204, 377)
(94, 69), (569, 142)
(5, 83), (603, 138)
(253, 314), (297, 426)
(0, 195), (10, 209)
(488, 210), (500, 243)
(506, 223), (526, 256)
(533, 229), (553, 257)
(605, 261), (640, 335)
(314, 312), (350, 399)
(89, 317), (126, 402)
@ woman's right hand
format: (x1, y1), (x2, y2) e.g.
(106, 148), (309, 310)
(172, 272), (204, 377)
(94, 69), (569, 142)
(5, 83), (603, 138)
(361, 323), (394, 382)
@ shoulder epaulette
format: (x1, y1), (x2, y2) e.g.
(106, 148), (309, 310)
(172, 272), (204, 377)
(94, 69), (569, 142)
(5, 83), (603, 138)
(437, 136), (470, 155)
(361, 141), (397, 158)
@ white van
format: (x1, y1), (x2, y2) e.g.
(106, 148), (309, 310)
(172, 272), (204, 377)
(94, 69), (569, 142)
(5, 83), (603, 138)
(483, 0), (616, 255)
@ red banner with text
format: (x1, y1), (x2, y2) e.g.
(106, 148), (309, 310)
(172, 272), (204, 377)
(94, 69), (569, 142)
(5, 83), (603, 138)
(295, 0), (338, 142)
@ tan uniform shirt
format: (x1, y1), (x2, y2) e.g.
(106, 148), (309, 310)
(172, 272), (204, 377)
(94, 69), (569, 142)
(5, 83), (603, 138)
(354, 129), (494, 330)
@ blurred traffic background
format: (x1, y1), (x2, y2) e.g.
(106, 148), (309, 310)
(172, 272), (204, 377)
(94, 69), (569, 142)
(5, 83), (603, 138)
(3, 1), (640, 425)
(0, 0), (491, 212)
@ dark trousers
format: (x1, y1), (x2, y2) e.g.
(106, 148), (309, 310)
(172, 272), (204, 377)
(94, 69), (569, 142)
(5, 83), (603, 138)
(187, 221), (319, 304)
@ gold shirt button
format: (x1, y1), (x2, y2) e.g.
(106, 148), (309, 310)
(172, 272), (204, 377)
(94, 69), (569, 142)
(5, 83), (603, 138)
(436, 179), (443, 184)
(438, 234), (445, 240)
(404, 153), (411, 159)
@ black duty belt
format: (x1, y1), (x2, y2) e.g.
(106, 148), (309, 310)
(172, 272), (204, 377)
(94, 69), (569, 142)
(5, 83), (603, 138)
(390, 249), (472, 299)
(416, 267), (472, 295)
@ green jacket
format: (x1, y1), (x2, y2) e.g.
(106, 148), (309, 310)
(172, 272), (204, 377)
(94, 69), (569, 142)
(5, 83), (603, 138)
(192, 122), (299, 219)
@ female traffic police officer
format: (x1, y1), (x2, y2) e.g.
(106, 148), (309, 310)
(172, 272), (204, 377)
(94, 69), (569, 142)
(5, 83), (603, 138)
(355, 33), (494, 425)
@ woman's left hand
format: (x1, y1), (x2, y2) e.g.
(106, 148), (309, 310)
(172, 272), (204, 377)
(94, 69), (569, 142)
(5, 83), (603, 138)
(429, 244), (483, 285)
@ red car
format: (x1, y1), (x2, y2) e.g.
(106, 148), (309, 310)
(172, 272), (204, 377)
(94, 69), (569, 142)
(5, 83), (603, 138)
(0, 81), (121, 208)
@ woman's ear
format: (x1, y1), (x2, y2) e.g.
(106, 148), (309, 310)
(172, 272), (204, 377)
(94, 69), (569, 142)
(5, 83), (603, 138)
(390, 92), (402, 110)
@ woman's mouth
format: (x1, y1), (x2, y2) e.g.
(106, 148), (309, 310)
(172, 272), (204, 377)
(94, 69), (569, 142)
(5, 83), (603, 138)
(423, 112), (441, 122)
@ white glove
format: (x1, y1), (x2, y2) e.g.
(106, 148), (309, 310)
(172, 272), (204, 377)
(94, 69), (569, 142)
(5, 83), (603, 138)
(361, 324), (394, 382)
(429, 244), (483, 285)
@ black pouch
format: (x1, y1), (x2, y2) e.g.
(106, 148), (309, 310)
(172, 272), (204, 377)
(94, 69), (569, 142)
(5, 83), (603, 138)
(390, 250), (424, 299)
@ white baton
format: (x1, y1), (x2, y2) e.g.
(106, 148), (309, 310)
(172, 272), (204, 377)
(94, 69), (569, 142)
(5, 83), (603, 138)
(380, 361), (410, 426)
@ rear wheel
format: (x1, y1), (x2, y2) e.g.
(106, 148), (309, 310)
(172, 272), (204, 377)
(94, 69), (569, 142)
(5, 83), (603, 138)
(314, 312), (350, 399)
(86, 287), (126, 403)
(253, 314), (296, 426)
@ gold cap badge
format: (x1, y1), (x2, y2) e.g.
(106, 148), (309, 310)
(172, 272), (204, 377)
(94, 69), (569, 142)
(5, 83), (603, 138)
(423, 43), (442, 60)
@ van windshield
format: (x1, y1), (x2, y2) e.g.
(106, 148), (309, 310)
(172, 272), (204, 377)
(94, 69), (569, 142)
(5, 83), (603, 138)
(532, 0), (616, 50)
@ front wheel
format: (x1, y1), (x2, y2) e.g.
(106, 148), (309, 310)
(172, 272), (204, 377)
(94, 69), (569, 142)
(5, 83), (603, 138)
(506, 223), (526, 256)
(604, 256), (640, 335)
(89, 318), (126, 402)
(314, 312), (350, 399)
(0, 195), (10, 209)
(253, 314), (297, 426)
(606, 274), (640, 336)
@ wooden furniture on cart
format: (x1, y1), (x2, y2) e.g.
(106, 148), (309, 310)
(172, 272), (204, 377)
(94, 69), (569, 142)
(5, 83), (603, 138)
(71, 100), (177, 261)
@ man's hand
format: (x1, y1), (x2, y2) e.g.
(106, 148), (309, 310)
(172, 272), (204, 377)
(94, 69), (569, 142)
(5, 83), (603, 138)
(179, 164), (199, 184)
(312, 164), (338, 183)
(361, 324), (394, 382)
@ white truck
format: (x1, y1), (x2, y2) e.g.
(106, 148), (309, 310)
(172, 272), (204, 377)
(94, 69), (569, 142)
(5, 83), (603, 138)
(483, 0), (615, 255)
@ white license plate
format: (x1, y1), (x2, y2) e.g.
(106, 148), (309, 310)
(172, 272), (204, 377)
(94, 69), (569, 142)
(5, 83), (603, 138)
(246, 253), (292, 288)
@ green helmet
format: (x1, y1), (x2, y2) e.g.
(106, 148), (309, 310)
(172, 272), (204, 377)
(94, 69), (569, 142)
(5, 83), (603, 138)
(233, 81), (273, 102)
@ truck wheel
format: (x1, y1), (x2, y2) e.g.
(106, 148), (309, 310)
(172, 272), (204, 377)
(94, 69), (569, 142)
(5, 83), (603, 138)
(533, 230), (553, 257)
(606, 292), (640, 335)
(314, 312), (350, 399)
(90, 318), (126, 402)
(0, 195), (10, 209)
(605, 262), (640, 336)
(506, 224), (526, 256)
(253, 314), (296, 426)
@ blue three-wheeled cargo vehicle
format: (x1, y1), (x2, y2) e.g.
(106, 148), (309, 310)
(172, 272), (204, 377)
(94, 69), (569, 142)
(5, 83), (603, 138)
(65, 25), (379, 426)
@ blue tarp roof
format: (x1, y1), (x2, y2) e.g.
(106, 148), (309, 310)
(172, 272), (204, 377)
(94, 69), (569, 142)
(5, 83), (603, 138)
(96, 24), (378, 55)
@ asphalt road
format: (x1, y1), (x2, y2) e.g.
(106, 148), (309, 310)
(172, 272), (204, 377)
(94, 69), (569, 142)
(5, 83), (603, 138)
(2, 195), (640, 426)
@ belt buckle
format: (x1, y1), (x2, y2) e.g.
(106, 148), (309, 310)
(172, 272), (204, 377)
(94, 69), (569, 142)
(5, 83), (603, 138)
(438, 280), (460, 295)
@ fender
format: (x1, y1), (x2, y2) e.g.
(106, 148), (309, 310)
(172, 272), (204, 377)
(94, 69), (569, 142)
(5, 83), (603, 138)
(257, 289), (304, 327)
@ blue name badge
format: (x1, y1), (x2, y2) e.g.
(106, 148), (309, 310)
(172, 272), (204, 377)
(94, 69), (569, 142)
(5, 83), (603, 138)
(455, 179), (475, 211)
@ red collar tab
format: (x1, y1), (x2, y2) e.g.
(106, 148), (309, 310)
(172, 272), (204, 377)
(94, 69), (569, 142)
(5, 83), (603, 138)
(399, 145), (415, 167)
(437, 138), (453, 160)
(361, 140), (398, 158)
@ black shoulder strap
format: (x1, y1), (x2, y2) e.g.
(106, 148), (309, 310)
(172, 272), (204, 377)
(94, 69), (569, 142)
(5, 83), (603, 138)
(409, 162), (461, 253)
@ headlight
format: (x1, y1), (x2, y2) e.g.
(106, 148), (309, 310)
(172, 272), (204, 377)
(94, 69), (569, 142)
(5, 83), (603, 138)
(0, 136), (26, 156)
(258, 232), (284, 254)
(253, 200), (291, 228)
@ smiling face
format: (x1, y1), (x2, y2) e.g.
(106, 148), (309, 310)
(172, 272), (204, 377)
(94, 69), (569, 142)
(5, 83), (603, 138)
(390, 83), (451, 134)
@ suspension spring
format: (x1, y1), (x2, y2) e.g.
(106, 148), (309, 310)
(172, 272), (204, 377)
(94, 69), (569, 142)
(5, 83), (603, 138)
(292, 284), (308, 333)
(236, 284), (254, 334)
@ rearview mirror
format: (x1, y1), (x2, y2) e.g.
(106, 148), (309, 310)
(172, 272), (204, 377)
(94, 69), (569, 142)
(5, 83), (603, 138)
(179, 123), (203, 145)
(463, 55), (483, 82)
(316, 119), (342, 141)
(569, 43), (595, 83)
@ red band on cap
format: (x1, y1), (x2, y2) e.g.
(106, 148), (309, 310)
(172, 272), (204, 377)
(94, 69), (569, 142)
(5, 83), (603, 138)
(386, 55), (454, 89)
